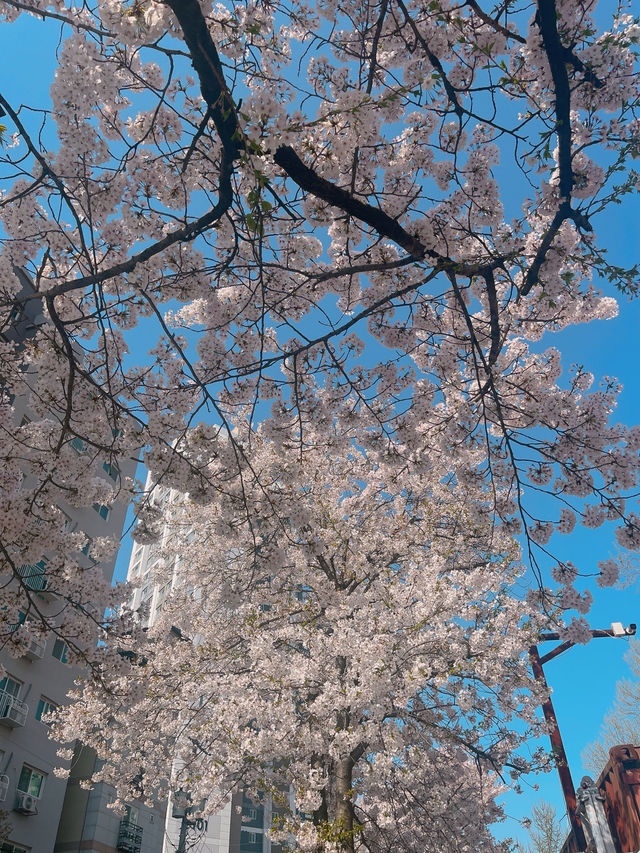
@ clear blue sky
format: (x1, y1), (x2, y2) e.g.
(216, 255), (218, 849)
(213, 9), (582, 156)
(2, 9), (639, 846)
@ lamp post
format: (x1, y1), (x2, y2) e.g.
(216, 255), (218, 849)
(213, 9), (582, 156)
(530, 622), (636, 851)
(172, 790), (208, 853)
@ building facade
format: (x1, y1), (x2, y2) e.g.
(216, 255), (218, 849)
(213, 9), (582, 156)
(0, 271), (138, 852)
(53, 742), (166, 853)
(114, 476), (286, 853)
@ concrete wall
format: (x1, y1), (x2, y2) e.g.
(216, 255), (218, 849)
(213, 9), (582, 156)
(54, 745), (165, 853)
(0, 273), (137, 851)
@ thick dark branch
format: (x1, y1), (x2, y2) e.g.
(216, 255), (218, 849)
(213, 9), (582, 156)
(484, 268), (501, 367)
(45, 294), (76, 452)
(366, 0), (389, 92)
(395, 0), (464, 118)
(519, 0), (596, 296)
(273, 145), (428, 259)
(562, 47), (604, 89)
(536, 0), (573, 199)
(164, 0), (243, 158)
(521, 201), (591, 296)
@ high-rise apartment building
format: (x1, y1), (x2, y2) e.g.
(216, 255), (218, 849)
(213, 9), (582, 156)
(0, 479), (134, 853)
(119, 475), (287, 853)
(0, 271), (139, 853)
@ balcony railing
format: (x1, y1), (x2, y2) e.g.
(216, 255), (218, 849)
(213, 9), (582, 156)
(0, 694), (28, 727)
(17, 562), (48, 593)
(116, 818), (143, 853)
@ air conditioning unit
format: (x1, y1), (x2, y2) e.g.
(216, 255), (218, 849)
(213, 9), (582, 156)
(0, 697), (28, 728)
(15, 791), (38, 815)
(23, 635), (46, 660)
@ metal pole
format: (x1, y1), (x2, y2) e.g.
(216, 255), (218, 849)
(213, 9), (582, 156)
(176, 813), (189, 853)
(529, 623), (636, 852)
(529, 643), (587, 850)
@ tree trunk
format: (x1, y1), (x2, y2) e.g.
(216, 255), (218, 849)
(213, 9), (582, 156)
(334, 754), (356, 853)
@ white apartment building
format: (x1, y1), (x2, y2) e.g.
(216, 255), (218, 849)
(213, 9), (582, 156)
(121, 475), (287, 853)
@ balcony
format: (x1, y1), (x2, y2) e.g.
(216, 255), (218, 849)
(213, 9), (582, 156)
(0, 775), (9, 802)
(0, 695), (28, 727)
(117, 818), (143, 853)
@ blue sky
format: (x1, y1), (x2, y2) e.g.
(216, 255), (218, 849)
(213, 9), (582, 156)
(2, 7), (639, 846)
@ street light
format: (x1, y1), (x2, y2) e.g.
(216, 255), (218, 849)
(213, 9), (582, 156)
(530, 622), (636, 850)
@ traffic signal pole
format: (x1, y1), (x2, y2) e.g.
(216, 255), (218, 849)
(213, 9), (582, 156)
(529, 642), (586, 849)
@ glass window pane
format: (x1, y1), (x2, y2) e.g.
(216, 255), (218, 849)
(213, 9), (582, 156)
(36, 698), (56, 722)
(0, 677), (21, 697)
(52, 639), (69, 663)
(103, 461), (119, 481)
(17, 765), (31, 792)
(18, 766), (44, 798)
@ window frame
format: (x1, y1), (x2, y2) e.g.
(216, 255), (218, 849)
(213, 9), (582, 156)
(17, 764), (46, 798)
(93, 503), (111, 521)
(0, 676), (22, 699)
(52, 638), (69, 664)
(1, 842), (30, 853)
(103, 460), (120, 481)
(35, 697), (57, 724)
(70, 436), (88, 454)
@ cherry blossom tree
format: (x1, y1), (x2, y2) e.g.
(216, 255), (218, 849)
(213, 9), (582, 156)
(1, 0), (639, 663)
(56, 423), (550, 851)
(0, 0), (638, 834)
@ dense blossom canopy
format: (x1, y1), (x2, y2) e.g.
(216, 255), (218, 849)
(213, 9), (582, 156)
(57, 425), (549, 851)
(0, 0), (638, 844)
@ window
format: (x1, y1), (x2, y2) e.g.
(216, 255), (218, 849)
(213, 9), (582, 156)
(240, 829), (262, 853)
(70, 436), (87, 453)
(9, 612), (26, 634)
(35, 698), (57, 723)
(17, 765), (45, 798)
(103, 461), (120, 481)
(52, 639), (69, 663)
(60, 511), (76, 534)
(93, 503), (111, 521)
(125, 805), (139, 824)
(0, 676), (21, 699)
(1, 843), (29, 853)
